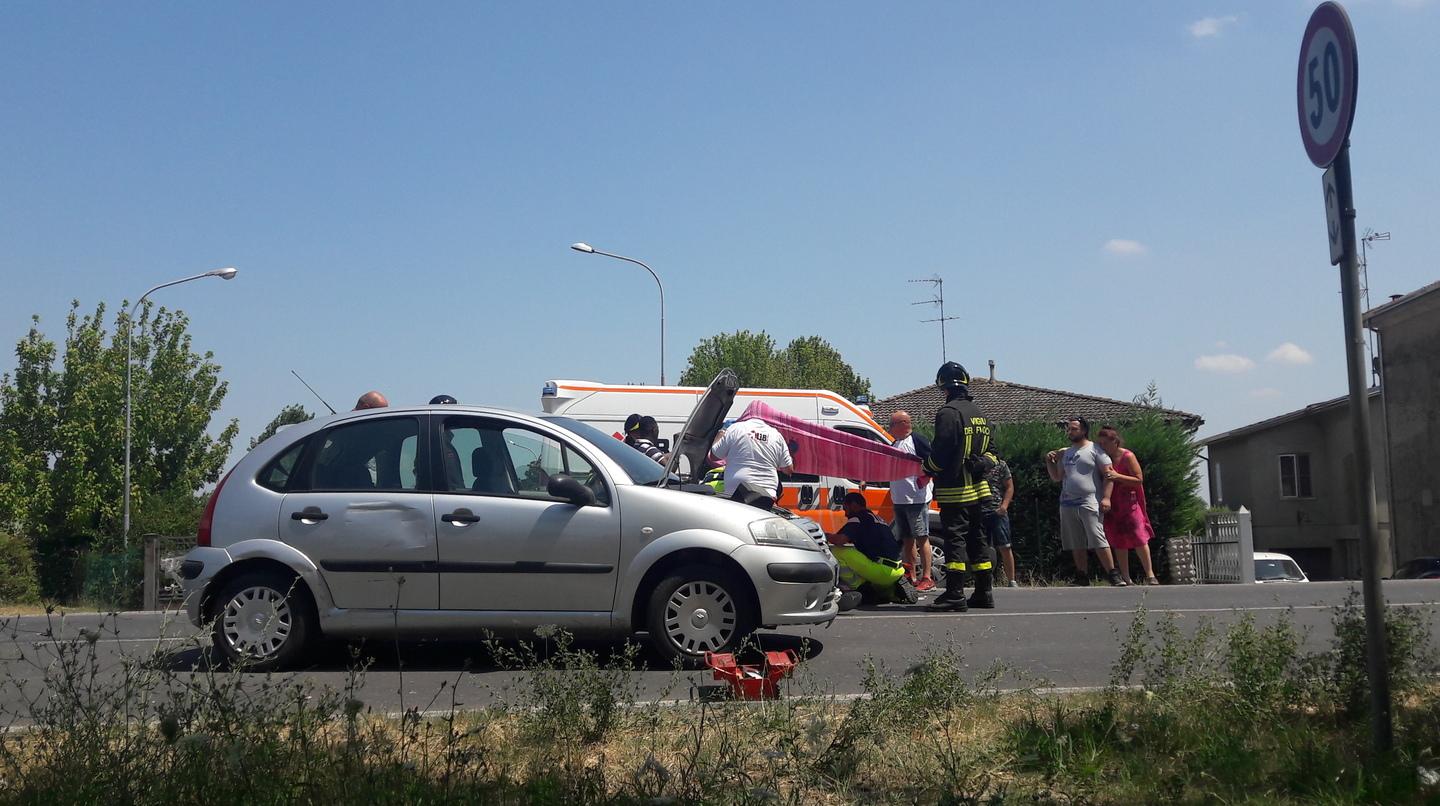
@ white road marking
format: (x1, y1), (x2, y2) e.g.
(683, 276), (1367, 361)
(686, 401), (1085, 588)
(838, 602), (1440, 620)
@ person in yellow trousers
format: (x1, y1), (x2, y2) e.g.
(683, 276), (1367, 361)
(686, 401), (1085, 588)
(923, 362), (999, 611)
(827, 492), (919, 606)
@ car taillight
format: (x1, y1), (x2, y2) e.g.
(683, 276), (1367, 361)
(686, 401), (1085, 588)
(197, 467), (236, 547)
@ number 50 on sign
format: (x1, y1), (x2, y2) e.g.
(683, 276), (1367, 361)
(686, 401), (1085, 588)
(1297, 2), (1358, 169)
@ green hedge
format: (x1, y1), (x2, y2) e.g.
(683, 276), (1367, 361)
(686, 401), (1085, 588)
(916, 412), (1203, 581)
(0, 532), (40, 604)
(80, 546), (143, 610)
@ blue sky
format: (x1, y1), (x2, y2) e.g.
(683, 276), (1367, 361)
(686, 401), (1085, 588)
(2, 1), (1437, 457)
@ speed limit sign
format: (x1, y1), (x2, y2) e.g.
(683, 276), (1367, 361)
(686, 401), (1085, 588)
(1297, 2), (1358, 168)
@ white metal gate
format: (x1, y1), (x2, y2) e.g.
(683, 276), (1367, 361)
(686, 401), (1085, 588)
(1195, 508), (1256, 584)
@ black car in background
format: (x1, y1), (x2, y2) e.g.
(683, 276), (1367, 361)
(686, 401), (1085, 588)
(1392, 557), (1440, 580)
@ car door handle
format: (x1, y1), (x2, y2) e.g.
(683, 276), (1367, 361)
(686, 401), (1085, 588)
(290, 507), (328, 521)
(442, 508), (480, 525)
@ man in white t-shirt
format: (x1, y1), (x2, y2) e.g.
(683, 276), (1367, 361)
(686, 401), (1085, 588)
(888, 411), (936, 592)
(710, 416), (794, 509)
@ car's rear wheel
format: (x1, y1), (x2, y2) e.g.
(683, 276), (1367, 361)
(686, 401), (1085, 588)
(211, 572), (315, 671)
(645, 565), (755, 668)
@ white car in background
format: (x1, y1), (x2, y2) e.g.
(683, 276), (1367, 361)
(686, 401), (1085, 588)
(1254, 552), (1310, 583)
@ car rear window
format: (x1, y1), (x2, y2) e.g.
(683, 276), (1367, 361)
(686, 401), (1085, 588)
(257, 440), (307, 492)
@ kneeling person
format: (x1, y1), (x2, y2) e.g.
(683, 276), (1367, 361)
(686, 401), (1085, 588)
(827, 493), (918, 605)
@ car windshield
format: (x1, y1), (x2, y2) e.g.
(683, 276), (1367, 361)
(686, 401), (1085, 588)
(1255, 559), (1304, 581)
(542, 415), (677, 486)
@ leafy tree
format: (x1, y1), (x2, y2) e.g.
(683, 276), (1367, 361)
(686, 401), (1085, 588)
(0, 300), (237, 598)
(679, 330), (787, 388)
(779, 336), (871, 399)
(0, 319), (57, 538)
(251, 404), (314, 449)
(679, 331), (870, 398)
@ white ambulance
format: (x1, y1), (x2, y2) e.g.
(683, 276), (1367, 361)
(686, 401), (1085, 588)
(540, 379), (898, 531)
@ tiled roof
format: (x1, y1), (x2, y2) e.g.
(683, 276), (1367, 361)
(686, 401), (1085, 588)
(1198, 388), (1379, 446)
(1363, 278), (1440, 328)
(871, 378), (1203, 429)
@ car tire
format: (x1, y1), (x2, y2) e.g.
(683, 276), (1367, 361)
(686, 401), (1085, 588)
(210, 571), (316, 672)
(928, 540), (947, 588)
(645, 564), (755, 669)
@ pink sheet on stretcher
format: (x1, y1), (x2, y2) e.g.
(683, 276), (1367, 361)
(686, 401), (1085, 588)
(734, 401), (922, 482)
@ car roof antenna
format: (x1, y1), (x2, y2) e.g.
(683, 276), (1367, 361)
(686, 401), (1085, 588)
(291, 370), (337, 415)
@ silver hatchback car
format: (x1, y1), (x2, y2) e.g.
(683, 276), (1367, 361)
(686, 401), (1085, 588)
(182, 398), (839, 670)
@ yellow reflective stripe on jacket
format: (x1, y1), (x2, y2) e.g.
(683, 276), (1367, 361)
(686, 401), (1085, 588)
(934, 481), (991, 504)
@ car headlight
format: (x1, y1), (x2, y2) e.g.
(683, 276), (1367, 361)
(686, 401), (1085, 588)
(749, 518), (821, 552)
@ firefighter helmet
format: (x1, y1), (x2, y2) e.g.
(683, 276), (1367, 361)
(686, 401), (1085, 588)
(935, 362), (971, 390)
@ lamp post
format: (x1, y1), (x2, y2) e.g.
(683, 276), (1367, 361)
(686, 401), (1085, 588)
(123, 267), (238, 547)
(570, 243), (666, 385)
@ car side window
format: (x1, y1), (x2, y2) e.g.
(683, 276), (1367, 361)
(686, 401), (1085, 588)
(258, 440), (307, 492)
(308, 417), (422, 492)
(505, 427), (599, 498)
(439, 418), (608, 505)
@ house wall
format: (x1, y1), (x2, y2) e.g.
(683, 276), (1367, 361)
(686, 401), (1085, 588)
(1376, 304), (1440, 566)
(1207, 397), (1390, 580)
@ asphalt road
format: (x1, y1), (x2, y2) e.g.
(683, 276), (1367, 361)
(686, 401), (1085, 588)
(1, 581), (1436, 719)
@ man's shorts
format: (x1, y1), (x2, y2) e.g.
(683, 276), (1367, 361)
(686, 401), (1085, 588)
(984, 510), (1012, 548)
(1059, 504), (1109, 551)
(891, 503), (930, 542)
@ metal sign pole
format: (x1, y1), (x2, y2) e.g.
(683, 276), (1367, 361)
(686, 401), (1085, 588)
(1297, 2), (1390, 753)
(1332, 142), (1393, 752)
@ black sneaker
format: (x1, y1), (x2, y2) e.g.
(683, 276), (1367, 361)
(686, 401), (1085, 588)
(1070, 574), (1091, 587)
(1108, 570), (1129, 587)
(892, 576), (919, 605)
(928, 588), (969, 611)
(837, 590), (863, 612)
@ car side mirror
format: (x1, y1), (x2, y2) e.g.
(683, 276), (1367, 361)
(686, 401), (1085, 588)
(547, 474), (597, 507)
(829, 485), (846, 510)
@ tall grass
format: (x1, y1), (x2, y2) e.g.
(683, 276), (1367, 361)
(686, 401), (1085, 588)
(0, 594), (1431, 804)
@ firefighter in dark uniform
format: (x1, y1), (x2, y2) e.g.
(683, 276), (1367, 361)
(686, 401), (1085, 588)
(922, 362), (998, 611)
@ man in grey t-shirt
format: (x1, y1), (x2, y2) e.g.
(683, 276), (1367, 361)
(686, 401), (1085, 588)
(1045, 417), (1126, 587)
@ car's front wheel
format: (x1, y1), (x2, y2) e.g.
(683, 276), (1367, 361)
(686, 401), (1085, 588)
(210, 572), (316, 671)
(645, 565), (755, 668)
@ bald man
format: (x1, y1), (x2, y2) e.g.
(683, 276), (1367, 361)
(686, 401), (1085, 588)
(354, 391), (389, 410)
(889, 410), (935, 592)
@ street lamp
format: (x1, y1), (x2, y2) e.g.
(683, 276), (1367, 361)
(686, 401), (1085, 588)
(123, 267), (239, 547)
(570, 243), (666, 385)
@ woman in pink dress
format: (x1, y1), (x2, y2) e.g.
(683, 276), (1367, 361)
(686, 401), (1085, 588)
(1097, 426), (1159, 585)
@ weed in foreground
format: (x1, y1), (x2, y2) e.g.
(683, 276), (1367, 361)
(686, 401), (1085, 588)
(0, 596), (1434, 804)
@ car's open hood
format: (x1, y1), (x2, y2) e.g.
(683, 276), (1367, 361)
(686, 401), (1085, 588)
(661, 369), (738, 482)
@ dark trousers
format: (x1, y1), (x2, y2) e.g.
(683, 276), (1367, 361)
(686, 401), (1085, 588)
(731, 486), (775, 511)
(937, 501), (993, 586)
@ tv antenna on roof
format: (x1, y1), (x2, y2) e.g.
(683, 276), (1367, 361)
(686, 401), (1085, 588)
(1360, 229), (1390, 386)
(910, 275), (959, 362)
